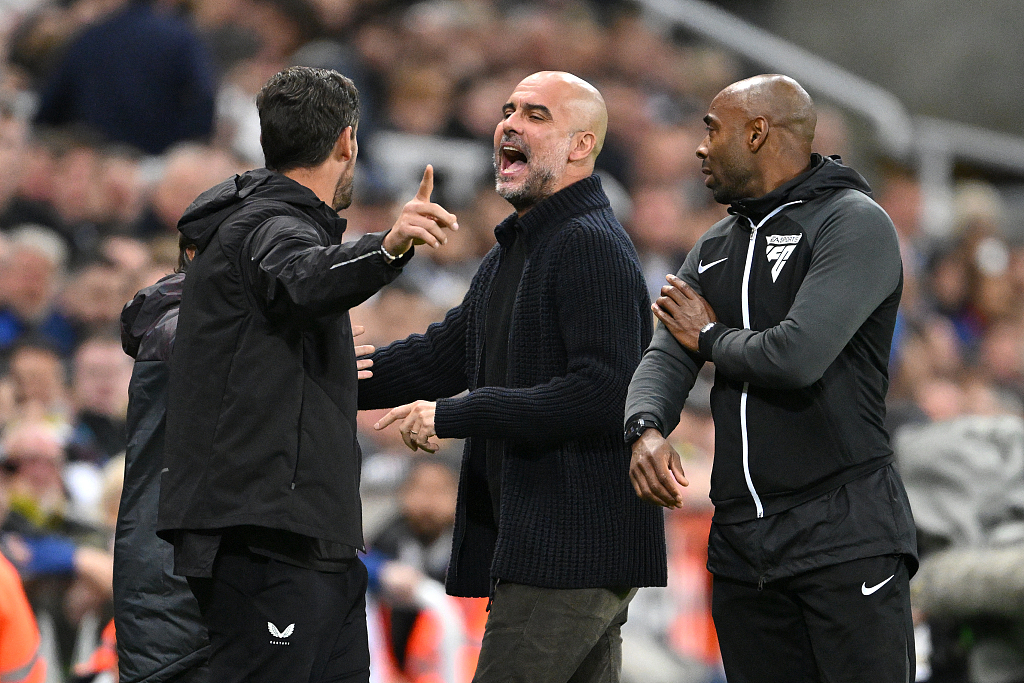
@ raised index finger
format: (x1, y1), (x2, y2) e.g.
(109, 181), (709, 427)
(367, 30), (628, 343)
(416, 165), (434, 201)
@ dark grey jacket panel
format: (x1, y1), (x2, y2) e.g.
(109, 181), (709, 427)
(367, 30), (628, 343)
(116, 273), (209, 683)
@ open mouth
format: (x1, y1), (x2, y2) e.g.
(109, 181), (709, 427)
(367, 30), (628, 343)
(499, 143), (528, 177)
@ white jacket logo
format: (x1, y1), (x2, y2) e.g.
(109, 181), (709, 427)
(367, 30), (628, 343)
(766, 234), (802, 282)
(268, 622), (295, 644)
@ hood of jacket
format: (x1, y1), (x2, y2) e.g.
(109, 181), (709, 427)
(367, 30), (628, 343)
(176, 168), (347, 251)
(121, 272), (185, 359)
(729, 154), (872, 224)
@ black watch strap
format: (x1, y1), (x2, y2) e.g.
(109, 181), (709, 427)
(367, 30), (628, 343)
(624, 416), (661, 446)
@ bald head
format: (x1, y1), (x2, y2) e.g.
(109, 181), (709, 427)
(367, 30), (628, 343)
(494, 71), (609, 214)
(716, 74), (816, 153)
(526, 71), (607, 157)
(697, 74), (818, 203)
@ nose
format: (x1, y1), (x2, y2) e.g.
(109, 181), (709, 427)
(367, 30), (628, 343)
(696, 138), (709, 160)
(502, 112), (523, 135)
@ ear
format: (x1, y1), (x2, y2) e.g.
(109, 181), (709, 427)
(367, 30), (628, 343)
(568, 131), (596, 162)
(748, 117), (769, 153)
(333, 126), (355, 162)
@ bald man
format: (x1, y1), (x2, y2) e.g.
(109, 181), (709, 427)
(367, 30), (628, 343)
(626, 74), (917, 682)
(361, 71), (665, 682)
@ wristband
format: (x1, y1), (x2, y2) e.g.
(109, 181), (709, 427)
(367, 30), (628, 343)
(380, 242), (400, 262)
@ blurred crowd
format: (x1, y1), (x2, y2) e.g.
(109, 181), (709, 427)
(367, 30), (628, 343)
(0, 0), (1021, 680)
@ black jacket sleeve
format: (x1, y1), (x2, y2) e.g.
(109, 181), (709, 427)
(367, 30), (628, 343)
(700, 196), (902, 389)
(244, 217), (408, 319)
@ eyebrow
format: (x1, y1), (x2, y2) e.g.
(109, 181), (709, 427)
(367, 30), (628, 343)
(703, 115), (713, 126)
(503, 102), (554, 119)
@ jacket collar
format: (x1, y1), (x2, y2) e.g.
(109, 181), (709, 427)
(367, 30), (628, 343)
(257, 170), (349, 241)
(494, 175), (609, 251)
(728, 154), (871, 225)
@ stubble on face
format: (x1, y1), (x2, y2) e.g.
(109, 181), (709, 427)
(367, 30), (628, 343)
(493, 132), (570, 212)
(332, 166), (354, 211)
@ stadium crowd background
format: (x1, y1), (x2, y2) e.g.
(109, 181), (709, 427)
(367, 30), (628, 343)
(0, 0), (1022, 681)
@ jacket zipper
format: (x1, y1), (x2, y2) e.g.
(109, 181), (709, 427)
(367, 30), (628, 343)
(739, 201), (803, 519)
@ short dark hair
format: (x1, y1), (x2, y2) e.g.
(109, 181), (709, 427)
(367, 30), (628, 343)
(256, 66), (360, 172)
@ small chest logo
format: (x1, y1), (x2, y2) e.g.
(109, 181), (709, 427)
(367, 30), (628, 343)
(268, 621), (295, 645)
(765, 234), (802, 282)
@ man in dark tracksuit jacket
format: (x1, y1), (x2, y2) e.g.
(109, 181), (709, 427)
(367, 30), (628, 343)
(362, 72), (666, 683)
(626, 75), (917, 682)
(157, 67), (457, 683)
(118, 251), (209, 683)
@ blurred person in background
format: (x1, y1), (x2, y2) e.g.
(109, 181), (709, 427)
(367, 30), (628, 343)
(0, 224), (75, 357)
(626, 74), (917, 683)
(157, 65), (457, 683)
(0, 419), (113, 676)
(131, 143), (245, 238)
(66, 335), (132, 466)
(364, 455), (488, 681)
(0, 462), (47, 683)
(34, 0), (216, 155)
(6, 340), (69, 428)
(363, 71), (665, 683)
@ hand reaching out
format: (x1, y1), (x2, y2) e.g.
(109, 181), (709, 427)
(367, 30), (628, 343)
(374, 400), (438, 453)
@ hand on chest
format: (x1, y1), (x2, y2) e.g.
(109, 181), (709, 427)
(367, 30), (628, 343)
(698, 217), (809, 330)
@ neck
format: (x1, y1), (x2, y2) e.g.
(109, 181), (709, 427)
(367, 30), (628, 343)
(282, 166), (334, 207)
(758, 155), (813, 197)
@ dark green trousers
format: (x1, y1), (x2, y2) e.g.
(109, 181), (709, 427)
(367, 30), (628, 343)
(472, 582), (637, 683)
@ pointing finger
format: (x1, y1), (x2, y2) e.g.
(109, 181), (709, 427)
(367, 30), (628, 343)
(416, 165), (434, 202)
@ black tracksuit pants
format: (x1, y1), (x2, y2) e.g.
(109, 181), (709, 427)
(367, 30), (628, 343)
(187, 545), (370, 683)
(712, 554), (915, 683)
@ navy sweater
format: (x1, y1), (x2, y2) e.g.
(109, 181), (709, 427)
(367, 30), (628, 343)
(360, 175), (666, 597)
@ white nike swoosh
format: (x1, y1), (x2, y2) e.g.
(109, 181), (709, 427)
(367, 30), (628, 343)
(697, 257), (728, 274)
(861, 574), (895, 596)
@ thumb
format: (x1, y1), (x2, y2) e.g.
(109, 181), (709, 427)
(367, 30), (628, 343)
(416, 165), (434, 201)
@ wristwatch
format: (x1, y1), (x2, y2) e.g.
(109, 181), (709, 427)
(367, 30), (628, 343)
(624, 416), (661, 446)
(700, 321), (716, 334)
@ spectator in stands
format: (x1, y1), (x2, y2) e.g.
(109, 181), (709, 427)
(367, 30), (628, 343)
(34, 0), (217, 155)
(367, 456), (461, 673)
(0, 225), (74, 357)
(66, 336), (132, 465)
(6, 341), (69, 428)
(130, 144), (243, 238)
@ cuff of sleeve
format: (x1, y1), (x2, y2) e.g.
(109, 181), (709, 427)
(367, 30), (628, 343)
(378, 231), (414, 268)
(434, 397), (456, 439)
(698, 322), (726, 361)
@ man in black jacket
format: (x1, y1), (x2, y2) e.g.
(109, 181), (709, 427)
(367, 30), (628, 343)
(625, 74), (917, 682)
(362, 71), (666, 683)
(157, 66), (458, 683)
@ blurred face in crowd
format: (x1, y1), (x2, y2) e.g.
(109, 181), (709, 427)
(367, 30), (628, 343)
(73, 339), (133, 418)
(400, 461), (457, 544)
(696, 88), (758, 205)
(2, 247), (60, 320)
(10, 345), (66, 410)
(493, 71), (604, 214)
(2, 422), (66, 514)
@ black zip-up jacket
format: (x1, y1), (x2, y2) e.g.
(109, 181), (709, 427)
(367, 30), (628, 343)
(117, 273), (209, 683)
(158, 169), (407, 548)
(627, 155), (909, 525)
(360, 176), (667, 597)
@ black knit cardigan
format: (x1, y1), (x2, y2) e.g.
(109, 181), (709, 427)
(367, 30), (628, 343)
(359, 175), (667, 597)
